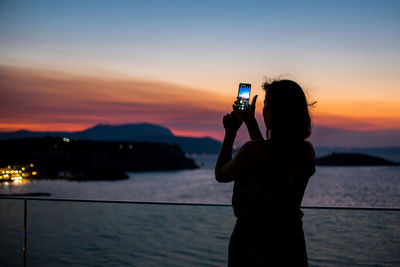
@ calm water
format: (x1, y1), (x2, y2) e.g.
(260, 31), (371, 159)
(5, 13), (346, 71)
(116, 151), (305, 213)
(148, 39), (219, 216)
(1, 155), (400, 266)
(1, 155), (400, 207)
(1, 200), (399, 267)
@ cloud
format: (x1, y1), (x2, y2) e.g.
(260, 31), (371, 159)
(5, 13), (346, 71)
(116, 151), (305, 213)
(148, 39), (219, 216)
(313, 112), (400, 131)
(1, 64), (399, 146)
(0, 64), (228, 137)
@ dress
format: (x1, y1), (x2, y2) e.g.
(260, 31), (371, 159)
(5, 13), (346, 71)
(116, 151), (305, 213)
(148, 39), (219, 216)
(228, 140), (315, 267)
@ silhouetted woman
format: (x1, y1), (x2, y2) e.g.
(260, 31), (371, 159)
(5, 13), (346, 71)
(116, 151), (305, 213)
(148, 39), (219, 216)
(215, 80), (315, 266)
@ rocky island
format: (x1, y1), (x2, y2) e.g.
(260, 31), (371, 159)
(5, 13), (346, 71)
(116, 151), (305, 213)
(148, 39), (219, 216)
(316, 152), (400, 166)
(0, 137), (198, 181)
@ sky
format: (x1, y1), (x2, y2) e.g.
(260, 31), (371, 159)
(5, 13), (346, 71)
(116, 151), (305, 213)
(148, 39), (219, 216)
(0, 0), (399, 144)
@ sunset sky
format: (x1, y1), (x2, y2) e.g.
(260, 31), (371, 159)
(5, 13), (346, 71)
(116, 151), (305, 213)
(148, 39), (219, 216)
(1, 0), (399, 142)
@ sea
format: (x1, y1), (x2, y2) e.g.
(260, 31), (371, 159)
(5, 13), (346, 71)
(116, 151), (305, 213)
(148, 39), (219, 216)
(1, 155), (400, 266)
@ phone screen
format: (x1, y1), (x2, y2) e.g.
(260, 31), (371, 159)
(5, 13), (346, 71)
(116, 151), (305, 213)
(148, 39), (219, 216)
(237, 83), (251, 111)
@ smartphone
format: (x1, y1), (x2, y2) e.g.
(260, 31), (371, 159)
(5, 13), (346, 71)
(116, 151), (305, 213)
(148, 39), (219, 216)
(237, 83), (251, 111)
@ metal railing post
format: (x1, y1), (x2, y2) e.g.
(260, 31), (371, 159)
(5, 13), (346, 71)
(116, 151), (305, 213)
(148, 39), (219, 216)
(23, 199), (27, 267)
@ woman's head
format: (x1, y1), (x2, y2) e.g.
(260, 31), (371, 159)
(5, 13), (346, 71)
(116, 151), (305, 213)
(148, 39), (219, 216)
(262, 79), (312, 141)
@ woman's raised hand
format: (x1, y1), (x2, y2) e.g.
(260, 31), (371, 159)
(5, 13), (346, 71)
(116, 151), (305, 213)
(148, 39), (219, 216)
(223, 110), (243, 134)
(233, 95), (258, 124)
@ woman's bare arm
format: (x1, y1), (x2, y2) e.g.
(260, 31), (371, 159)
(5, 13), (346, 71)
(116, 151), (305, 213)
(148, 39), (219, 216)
(215, 131), (237, 183)
(215, 111), (263, 183)
(244, 117), (263, 141)
(215, 141), (261, 183)
(215, 111), (243, 183)
(234, 95), (264, 141)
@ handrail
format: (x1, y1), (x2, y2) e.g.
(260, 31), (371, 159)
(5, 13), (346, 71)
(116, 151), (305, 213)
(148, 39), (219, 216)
(1, 196), (400, 211)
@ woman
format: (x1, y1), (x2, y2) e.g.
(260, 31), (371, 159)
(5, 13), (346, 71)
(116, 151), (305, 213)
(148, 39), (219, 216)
(215, 79), (315, 267)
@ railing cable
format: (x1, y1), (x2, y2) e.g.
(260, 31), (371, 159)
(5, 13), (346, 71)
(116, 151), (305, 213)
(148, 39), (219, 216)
(0, 196), (399, 211)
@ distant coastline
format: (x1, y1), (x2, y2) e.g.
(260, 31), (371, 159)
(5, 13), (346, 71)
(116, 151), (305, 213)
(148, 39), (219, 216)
(1, 123), (400, 174)
(1, 123), (400, 158)
(0, 137), (198, 181)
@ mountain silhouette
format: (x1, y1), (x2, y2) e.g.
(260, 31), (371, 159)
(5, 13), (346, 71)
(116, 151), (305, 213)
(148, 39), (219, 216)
(72, 123), (174, 141)
(1, 123), (400, 156)
(0, 123), (221, 154)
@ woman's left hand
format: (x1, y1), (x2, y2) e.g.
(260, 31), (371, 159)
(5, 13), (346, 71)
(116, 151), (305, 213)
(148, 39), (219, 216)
(233, 95), (258, 124)
(223, 110), (243, 134)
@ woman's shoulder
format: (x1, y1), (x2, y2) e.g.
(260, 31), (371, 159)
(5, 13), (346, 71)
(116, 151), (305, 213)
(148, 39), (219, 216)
(236, 139), (315, 166)
(240, 140), (267, 154)
(267, 139), (314, 151)
(241, 139), (266, 148)
(263, 139), (315, 161)
(236, 140), (266, 164)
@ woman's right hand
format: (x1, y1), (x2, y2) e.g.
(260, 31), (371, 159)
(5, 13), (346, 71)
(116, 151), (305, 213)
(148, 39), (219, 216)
(233, 95), (258, 124)
(223, 111), (243, 134)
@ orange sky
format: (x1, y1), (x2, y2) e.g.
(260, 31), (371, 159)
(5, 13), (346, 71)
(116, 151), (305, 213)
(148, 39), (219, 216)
(1, 1), (399, 143)
(1, 64), (399, 141)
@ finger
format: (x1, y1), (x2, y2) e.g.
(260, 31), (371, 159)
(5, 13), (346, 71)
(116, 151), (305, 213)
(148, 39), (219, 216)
(231, 110), (240, 116)
(231, 111), (243, 120)
(250, 95), (258, 108)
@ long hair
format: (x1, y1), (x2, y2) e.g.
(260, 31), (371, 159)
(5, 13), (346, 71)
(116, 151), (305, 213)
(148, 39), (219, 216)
(263, 79), (313, 141)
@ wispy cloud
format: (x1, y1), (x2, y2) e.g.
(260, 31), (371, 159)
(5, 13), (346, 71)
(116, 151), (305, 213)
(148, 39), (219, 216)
(1, 65), (399, 143)
(0, 65), (228, 138)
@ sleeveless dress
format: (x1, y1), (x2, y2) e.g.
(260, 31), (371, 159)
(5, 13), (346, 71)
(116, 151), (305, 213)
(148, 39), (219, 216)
(228, 140), (315, 267)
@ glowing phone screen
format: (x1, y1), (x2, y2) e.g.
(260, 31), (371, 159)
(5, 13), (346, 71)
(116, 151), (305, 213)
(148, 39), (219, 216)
(238, 83), (251, 99)
(237, 83), (251, 111)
